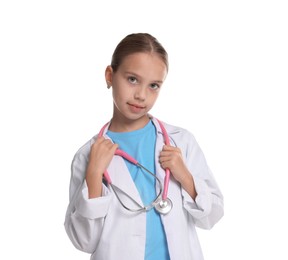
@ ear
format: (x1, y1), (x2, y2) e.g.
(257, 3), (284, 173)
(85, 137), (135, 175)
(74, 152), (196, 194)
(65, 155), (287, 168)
(105, 66), (113, 88)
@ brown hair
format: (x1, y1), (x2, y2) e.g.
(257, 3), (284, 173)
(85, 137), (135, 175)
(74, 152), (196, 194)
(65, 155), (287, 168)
(110, 33), (169, 72)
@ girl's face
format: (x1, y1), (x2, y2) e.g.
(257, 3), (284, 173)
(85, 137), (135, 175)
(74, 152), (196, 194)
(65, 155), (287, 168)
(106, 52), (167, 131)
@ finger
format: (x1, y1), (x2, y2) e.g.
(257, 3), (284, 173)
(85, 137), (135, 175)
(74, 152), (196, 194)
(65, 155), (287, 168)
(160, 150), (173, 157)
(160, 149), (179, 160)
(159, 154), (171, 163)
(101, 140), (118, 152)
(162, 145), (175, 151)
(159, 156), (171, 164)
(92, 138), (108, 150)
(95, 135), (105, 143)
(111, 143), (119, 152)
(160, 161), (170, 170)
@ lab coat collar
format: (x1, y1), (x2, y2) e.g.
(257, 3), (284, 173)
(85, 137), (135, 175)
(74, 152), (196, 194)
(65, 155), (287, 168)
(99, 115), (169, 142)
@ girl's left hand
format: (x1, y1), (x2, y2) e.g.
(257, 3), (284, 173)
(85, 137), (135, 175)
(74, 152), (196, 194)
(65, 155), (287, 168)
(159, 145), (190, 184)
(159, 145), (197, 199)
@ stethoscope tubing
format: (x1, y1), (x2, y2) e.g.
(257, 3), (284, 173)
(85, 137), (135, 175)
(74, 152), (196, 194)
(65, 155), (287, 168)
(157, 120), (171, 200)
(98, 118), (172, 213)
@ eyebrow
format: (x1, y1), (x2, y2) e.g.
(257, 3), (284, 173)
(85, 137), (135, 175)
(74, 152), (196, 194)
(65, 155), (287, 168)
(124, 71), (164, 84)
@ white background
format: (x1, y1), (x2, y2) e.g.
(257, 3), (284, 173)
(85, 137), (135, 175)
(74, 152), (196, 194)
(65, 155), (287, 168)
(1, 0), (287, 259)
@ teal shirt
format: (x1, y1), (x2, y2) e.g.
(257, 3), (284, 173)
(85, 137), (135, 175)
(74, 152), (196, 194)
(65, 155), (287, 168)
(107, 120), (170, 260)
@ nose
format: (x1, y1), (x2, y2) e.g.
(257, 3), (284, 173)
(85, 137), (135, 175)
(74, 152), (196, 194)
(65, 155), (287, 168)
(134, 86), (146, 101)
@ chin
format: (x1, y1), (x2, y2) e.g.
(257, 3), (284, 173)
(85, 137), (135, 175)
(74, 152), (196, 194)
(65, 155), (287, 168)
(126, 113), (149, 121)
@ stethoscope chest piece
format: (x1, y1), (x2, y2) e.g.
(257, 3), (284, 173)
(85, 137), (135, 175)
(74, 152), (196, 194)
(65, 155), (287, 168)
(155, 198), (173, 215)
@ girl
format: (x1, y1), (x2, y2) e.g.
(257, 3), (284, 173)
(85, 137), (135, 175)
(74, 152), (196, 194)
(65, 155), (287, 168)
(64, 33), (224, 260)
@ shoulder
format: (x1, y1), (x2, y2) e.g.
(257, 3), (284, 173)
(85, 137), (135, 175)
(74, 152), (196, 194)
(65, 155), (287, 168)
(161, 120), (196, 140)
(157, 120), (198, 149)
(158, 120), (206, 163)
(72, 135), (97, 162)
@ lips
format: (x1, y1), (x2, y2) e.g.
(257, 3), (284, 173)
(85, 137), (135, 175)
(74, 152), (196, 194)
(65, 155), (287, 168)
(127, 103), (146, 113)
(128, 103), (145, 109)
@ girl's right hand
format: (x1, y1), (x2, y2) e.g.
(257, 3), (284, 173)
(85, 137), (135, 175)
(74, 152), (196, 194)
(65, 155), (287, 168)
(85, 136), (118, 198)
(88, 136), (119, 176)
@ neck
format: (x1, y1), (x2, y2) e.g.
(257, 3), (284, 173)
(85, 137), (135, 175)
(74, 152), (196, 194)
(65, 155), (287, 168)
(109, 114), (150, 132)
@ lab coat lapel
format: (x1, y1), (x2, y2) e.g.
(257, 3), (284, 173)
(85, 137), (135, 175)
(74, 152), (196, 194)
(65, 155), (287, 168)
(152, 117), (177, 190)
(107, 155), (144, 207)
(153, 118), (167, 185)
(100, 123), (143, 207)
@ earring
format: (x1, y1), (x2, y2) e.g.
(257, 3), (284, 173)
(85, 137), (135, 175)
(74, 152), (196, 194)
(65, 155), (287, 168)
(107, 82), (111, 89)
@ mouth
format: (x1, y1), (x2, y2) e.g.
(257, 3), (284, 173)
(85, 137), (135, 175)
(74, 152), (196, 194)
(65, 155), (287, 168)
(128, 103), (145, 109)
(127, 103), (146, 113)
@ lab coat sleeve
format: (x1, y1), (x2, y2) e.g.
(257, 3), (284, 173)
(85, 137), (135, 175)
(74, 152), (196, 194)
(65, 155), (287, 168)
(181, 132), (224, 230)
(64, 150), (113, 253)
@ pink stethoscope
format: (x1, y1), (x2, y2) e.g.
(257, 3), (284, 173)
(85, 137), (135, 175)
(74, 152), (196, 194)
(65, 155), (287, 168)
(98, 118), (173, 215)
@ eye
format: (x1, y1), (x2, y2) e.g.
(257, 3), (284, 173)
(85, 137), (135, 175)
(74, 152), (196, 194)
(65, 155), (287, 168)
(128, 76), (137, 84)
(150, 83), (160, 90)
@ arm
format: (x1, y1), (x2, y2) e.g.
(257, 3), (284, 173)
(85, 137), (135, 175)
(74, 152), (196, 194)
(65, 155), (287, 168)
(159, 145), (197, 200)
(181, 134), (224, 229)
(64, 139), (116, 253)
(86, 136), (118, 198)
(159, 132), (224, 229)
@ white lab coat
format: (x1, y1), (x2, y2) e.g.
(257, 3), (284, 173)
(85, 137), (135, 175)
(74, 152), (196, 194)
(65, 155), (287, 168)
(64, 117), (224, 260)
